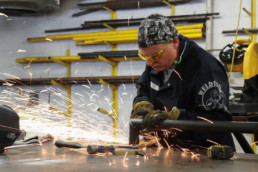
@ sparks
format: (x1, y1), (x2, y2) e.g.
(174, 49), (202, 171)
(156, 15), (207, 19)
(2, 82), (14, 86)
(136, 160), (140, 166)
(44, 68), (51, 73)
(82, 85), (90, 89)
(191, 151), (200, 158)
(0, 12), (8, 17)
(87, 79), (92, 86)
(97, 88), (104, 94)
(75, 93), (85, 97)
(24, 59), (33, 69)
(122, 84), (126, 90)
(163, 138), (171, 150)
(46, 38), (53, 42)
(155, 137), (163, 149)
(5, 143), (41, 151)
(0, 72), (21, 80)
(0, 70), (132, 146)
(27, 70), (33, 83)
(197, 116), (214, 124)
(206, 139), (219, 145)
(170, 127), (183, 132)
(251, 141), (258, 145)
(174, 69), (183, 81)
(123, 151), (128, 162)
(17, 49), (26, 53)
(75, 69), (79, 75)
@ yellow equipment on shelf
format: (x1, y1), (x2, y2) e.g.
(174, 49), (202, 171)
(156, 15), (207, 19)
(243, 42), (258, 79)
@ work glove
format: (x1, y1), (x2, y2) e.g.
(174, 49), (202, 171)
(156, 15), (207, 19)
(142, 107), (180, 129)
(130, 101), (154, 119)
(142, 110), (169, 129)
(167, 107), (180, 120)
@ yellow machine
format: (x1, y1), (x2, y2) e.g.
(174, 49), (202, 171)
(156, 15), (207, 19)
(243, 42), (258, 80)
(220, 38), (258, 103)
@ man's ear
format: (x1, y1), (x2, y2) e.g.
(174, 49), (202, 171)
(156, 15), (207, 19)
(173, 36), (179, 42)
(172, 37), (180, 48)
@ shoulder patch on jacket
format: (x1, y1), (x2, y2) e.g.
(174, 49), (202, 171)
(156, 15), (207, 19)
(198, 81), (229, 113)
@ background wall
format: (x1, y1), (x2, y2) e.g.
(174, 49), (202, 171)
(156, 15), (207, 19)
(0, 0), (257, 150)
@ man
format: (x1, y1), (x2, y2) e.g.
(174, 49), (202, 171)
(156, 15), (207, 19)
(131, 13), (235, 148)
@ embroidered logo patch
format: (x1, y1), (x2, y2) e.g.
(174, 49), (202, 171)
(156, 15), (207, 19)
(198, 81), (229, 112)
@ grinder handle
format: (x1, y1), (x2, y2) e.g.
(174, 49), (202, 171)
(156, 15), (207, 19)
(55, 140), (84, 149)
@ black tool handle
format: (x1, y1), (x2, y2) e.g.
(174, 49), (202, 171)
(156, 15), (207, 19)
(55, 140), (84, 149)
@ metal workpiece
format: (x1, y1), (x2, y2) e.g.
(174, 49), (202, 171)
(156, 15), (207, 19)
(81, 13), (217, 28)
(222, 28), (258, 34)
(0, 0), (60, 16)
(31, 21), (206, 43)
(1, 142), (258, 172)
(29, 24), (205, 45)
(129, 119), (258, 145)
(0, 75), (141, 86)
(77, 0), (191, 11)
(81, 15), (209, 28)
(46, 13), (218, 33)
(78, 50), (138, 59)
(16, 50), (140, 64)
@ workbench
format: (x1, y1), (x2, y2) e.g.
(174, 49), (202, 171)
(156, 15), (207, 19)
(1, 141), (258, 172)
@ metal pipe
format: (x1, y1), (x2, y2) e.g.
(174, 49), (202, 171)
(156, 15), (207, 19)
(79, 50), (138, 58)
(16, 50), (140, 64)
(46, 13), (218, 33)
(130, 119), (258, 133)
(32, 24), (204, 43)
(0, 76), (141, 86)
(251, 0), (257, 42)
(77, 0), (190, 11)
(222, 28), (258, 34)
(75, 32), (203, 46)
(129, 119), (258, 144)
(206, 0), (213, 51)
(72, 9), (98, 17)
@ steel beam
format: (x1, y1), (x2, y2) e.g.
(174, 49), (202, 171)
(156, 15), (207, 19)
(46, 13), (218, 33)
(129, 119), (258, 146)
(77, 0), (191, 11)
(0, 75), (141, 86)
(222, 28), (258, 34)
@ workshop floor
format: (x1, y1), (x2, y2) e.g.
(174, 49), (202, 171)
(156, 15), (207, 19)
(1, 141), (258, 172)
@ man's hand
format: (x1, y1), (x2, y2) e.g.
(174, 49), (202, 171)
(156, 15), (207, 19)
(167, 107), (180, 120)
(142, 107), (180, 129)
(142, 110), (169, 129)
(130, 101), (154, 119)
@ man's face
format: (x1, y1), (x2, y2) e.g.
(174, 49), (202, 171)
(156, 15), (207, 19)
(139, 37), (179, 71)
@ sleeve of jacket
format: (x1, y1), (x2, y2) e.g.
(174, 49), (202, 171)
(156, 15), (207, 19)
(177, 62), (234, 147)
(179, 65), (231, 121)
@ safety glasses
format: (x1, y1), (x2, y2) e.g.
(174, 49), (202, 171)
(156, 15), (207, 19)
(138, 41), (170, 62)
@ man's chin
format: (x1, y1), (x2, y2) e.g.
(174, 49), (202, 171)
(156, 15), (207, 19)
(153, 67), (165, 71)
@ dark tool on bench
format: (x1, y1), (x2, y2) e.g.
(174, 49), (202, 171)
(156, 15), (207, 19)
(207, 145), (234, 160)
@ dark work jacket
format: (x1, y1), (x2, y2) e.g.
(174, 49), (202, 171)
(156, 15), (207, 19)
(133, 35), (235, 148)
